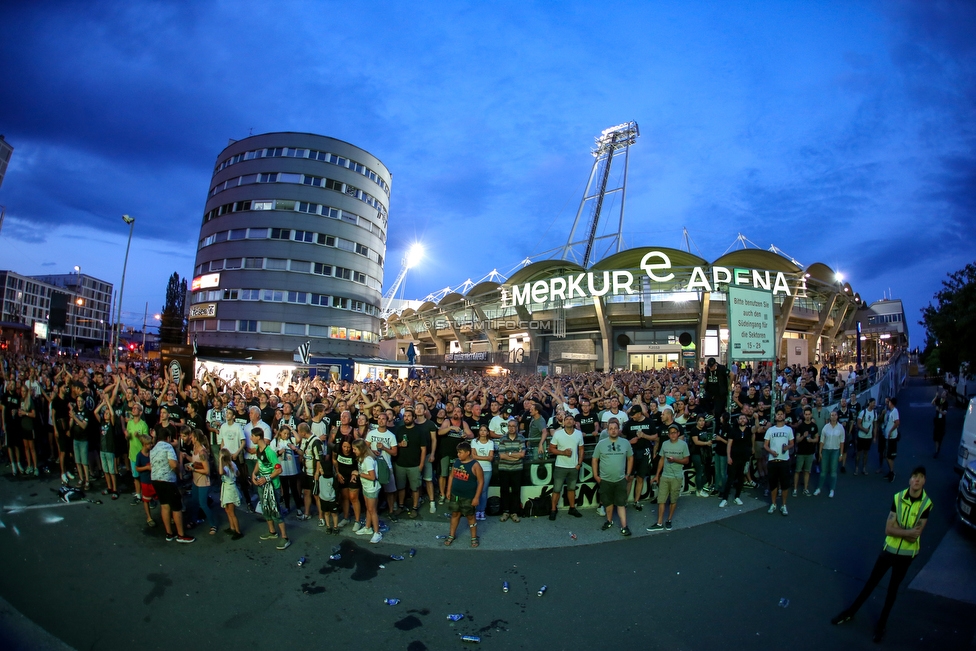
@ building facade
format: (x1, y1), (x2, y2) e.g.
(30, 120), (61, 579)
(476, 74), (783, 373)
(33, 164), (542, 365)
(191, 133), (390, 360)
(1, 271), (112, 348)
(386, 248), (868, 373)
(0, 135), (12, 190)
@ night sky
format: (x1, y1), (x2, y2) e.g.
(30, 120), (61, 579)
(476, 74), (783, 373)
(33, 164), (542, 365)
(0, 1), (973, 339)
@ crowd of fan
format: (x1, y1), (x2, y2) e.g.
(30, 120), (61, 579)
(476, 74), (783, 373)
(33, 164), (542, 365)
(0, 350), (895, 548)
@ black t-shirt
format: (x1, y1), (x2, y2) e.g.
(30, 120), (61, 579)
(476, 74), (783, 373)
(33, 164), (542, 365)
(52, 396), (70, 425)
(795, 421), (819, 455)
(463, 415), (490, 440)
(332, 442), (355, 486)
(705, 365), (730, 397)
(414, 419), (437, 457)
(624, 417), (655, 454)
(439, 419), (466, 460)
(577, 411), (599, 436)
(3, 392), (21, 429)
(394, 424), (425, 467)
(689, 424), (711, 456)
(728, 426), (752, 460)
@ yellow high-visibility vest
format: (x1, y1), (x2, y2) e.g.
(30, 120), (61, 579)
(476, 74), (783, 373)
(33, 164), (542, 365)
(883, 489), (932, 557)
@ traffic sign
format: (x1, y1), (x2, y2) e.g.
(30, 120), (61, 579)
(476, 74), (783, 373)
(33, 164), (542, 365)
(728, 285), (775, 361)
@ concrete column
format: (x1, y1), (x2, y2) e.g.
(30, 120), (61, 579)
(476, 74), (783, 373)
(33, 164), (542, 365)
(593, 297), (611, 372)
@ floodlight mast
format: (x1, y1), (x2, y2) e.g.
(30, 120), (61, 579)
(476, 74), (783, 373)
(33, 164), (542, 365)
(381, 244), (423, 318)
(561, 121), (639, 267)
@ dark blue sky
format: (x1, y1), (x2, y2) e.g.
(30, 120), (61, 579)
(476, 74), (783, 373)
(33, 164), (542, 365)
(0, 1), (973, 337)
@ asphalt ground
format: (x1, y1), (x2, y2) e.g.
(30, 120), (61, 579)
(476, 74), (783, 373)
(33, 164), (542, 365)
(0, 377), (974, 651)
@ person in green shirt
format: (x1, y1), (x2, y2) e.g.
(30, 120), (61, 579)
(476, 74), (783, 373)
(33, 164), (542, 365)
(250, 430), (290, 550)
(647, 424), (690, 532)
(125, 403), (149, 502)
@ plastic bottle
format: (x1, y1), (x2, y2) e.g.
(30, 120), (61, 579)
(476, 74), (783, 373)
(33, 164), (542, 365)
(408, 548), (416, 557)
(329, 553), (341, 561)
(297, 557), (306, 567)
(503, 581), (509, 593)
(447, 614), (464, 621)
(390, 554), (405, 561)
(384, 598), (401, 606)
(537, 585), (548, 597)
(460, 635), (481, 643)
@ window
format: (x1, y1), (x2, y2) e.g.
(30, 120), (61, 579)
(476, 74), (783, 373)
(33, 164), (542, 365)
(289, 260), (311, 272)
(284, 323), (306, 335)
(343, 212), (359, 225)
(278, 173), (301, 184)
(233, 200), (251, 212)
(331, 156), (346, 166)
(332, 297), (349, 309)
(309, 324), (330, 337)
(270, 228), (290, 240)
(274, 199), (296, 211)
(325, 178), (343, 192)
(239, 174), (257, 186)
(323, 207), (339, 219)
(303, 176), (322, 186)
(244, 257), (263, 269)
(247, 227), (267, 238)
(225, 258), (242, 269)
(265, 258), (287, 270)
(258, 172), (277, 183)
(336, 239), (355, 252)
(263, 290), (284, 302)
(330, 326), (347, 339)
(348, 329), (362, 341)
(310, 293), (329, 306)
(228, 229), (247, 240)
(313, 263), (332, 276)
(287, 291), (307, 303)
(294, 230), (315, 242)
(222, 289), (238, 300)
(298, 202), (317, 214)
(252, 200), (273, 211)
(260, 321), (282, 333)
(239, 320), (257, 332)
(218, 320), (236, 331)
(209, 259), (224, 271)
(353, 272), (366, 284)
(241, 289), (260, 300)
(355, 243), (369, 256)
(324, 235), (336, 247)
(334, 267), (352, 280)
(204, 319), (218, 331)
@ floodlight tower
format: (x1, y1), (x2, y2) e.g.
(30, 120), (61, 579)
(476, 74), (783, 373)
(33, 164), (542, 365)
(382, 243), (424, 317)
(561, 121), (639, 267)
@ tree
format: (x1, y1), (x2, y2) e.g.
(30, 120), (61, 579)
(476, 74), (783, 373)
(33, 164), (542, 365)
(159, 272), (188, 345)
(920, 261), (976, 377)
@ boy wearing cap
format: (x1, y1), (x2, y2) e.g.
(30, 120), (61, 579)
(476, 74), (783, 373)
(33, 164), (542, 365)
(647, 424), (689, 531)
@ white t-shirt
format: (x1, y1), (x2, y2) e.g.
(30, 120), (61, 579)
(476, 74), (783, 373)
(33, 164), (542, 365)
(884, 407), (900, 440)
(550, 427), (584, 468)
(217, 422), (245, 456)
(472, 439), (495, 472)
(601, 409), (629, 426)
(857, 409), (876, 438)
(764, 425), (794, 462)
(366, 429), (397, 469)
(821, 422), (845, 450)
(488, 415), (508, 438)
(359, 456), (379, 492)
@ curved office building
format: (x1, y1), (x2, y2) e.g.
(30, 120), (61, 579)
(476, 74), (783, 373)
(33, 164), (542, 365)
(191, 132), (390, 359)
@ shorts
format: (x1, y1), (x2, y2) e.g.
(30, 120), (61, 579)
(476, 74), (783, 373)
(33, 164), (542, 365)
(153, 481), (183, 510)
(767, 461), (790, 490)
(363, 486), (381, 500)
(319, 499), (340, 513)
(753, 441), (765, 459)
(130, 460), (139, 477)
(658, 476), (681, 504)
(632, 452), (651, 478)
(795, 454), (814, 473)
(99, 451), (116, 473)
(300, 474), (314, 491)
(857, 437), (873, 452)
(552, 466), (579, 493)
(599, 479), (628, 507)
(448, 495), (475, 517)
(439, 455), (455, 478)
(395, 464), (422, 492)
(73, 440), (90, 464)
(422, 458), (434, 482)
(885, 438), (898, 460)
(382, 468), (397, 495)
(141, 482), (157, 502)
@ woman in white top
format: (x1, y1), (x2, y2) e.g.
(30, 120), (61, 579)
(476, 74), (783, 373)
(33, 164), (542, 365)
(816, 410), (845, 498)
(271, 426), (301, 514)
(471, 428), (495, 521)
(351, 440), (382, 544)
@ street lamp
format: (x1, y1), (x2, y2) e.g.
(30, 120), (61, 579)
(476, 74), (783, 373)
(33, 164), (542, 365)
(112, 215), (135, 367)
(142, 308), (161, 362)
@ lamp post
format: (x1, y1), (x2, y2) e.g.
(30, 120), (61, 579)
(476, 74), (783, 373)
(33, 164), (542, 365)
(142, 304), (161, 362)
(112, 215), (135, 367)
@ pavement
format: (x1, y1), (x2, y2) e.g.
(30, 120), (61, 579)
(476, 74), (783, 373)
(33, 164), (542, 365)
(1, 377), (975, 650)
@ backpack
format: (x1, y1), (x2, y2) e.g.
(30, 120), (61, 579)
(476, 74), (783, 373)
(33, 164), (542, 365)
(521, 495), (549, 517)
(375, 457), (391, 486)
(486, 495), (502, 517)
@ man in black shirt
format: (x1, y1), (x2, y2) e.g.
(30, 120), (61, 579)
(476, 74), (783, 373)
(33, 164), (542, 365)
(623, 406), (657, 510)
(394, 409), (427, 518)
(576, 399), (601, 444)
(704, 358), (731, 418)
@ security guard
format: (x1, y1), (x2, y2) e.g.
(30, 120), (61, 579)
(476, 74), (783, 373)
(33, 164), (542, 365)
(831, 466), (932, 643)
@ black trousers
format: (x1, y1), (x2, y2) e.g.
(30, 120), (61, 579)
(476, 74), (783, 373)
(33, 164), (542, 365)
(846, 550), (913, 627)
(722, 458), (746, 500)
(497, 469), (522, 514)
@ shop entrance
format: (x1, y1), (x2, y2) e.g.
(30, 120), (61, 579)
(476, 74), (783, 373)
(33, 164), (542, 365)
(627, 345), (683, 371)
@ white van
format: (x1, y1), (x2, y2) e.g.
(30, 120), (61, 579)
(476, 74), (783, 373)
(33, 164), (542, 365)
(957, 397), (976, 472)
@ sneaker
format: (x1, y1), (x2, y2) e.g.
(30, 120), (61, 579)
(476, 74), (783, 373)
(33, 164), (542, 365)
(549, 510), (557, 521)
(408, 508), (418, 519)
(276, 538), (292, 550)
(296, 513), (311, 521)
(734, 497), (743, 505)
(351, 522), (362, 532)
(568, 507), (583, 518)
(337, 518), (348, 528)
(621, 527), (631, 536)
(231, 532), (244, 541)
(61, 473), (68, 484)
(791, 489), (798, 498)
(597, 505), (606, 516)
(853, 470), (859, 476)
(813, 489), (821, 496)
(165, 533), (176, 542)
(768, 504), (777, 514)
(840, 466), (847, 474)
(67, 471), (76, 480)
(438, 496), (445, 504)
(697, 490), (709, 497)
(633, 502), (643, 511)
(646, 523), (664, 532)
(369, 532), (382, 544)
(176, 536), (196, 544)
(718, 499), (728, 508)
(259, 532), (279, 540)
(803, 489), (811, 497)
(356, 526), (374, 536)
(664, 520), (673, 531)
(429, 501), (436, 514)
(831, 610), (854, 626)
(601, 520), (613, 531)
(829, 490), (835, 498)
(318, 518), (326, 527)
(780, 505), (788, 516)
